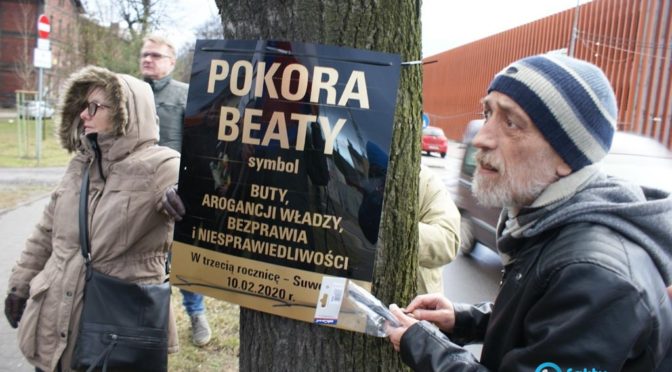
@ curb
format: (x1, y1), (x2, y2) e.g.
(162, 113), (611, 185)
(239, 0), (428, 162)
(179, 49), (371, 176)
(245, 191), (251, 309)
(0, 192), (51, 217)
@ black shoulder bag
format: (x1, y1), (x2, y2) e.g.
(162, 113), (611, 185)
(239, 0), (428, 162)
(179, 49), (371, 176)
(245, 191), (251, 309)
(71, 152), (170, 372)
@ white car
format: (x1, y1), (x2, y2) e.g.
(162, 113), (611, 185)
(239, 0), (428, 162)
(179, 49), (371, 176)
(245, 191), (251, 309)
(20, 100), (54, 119)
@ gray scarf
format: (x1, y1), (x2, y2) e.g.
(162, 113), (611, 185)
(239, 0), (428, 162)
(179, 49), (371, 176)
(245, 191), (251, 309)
(498, 167), (672, 284)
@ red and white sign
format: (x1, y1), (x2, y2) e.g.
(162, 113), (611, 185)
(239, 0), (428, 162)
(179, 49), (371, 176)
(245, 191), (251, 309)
(34, 48), (52, 69)
(37, 14), (50, 39)
(35, 14), (52, 68)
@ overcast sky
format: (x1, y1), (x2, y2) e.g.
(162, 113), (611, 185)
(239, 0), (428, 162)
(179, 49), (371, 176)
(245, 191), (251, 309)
(166, 0), (587, 56)
(422, 0), (588, 57)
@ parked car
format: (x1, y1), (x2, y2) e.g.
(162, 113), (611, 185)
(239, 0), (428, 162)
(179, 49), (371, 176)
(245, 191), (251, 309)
(456, 122), (672, 255)
(462, 119), (484, 144)
(422, 125), (448, 158)
(19, 100), (54, 119)
(455, 135), (499, 254)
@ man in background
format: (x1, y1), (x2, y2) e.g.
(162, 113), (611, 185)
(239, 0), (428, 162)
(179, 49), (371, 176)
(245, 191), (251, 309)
(417, 166), (460, 295)
(140, 34), (212, 347)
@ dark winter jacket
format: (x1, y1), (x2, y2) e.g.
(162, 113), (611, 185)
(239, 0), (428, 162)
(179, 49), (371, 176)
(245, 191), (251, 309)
(147, 75), (188, 152)
(400, 171), (672, 371)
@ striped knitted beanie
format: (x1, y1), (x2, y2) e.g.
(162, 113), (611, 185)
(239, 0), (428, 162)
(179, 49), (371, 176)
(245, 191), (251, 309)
(488, 54), (618, 171)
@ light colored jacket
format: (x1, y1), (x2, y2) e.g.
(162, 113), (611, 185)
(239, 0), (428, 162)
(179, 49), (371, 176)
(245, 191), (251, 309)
(7, 66), (180, 371)
(417, 166), (460, 294)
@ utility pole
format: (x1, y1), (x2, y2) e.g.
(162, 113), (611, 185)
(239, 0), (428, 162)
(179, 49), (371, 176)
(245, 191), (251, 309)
(568, 0), (581, 57)
(33, 14), (52, 164)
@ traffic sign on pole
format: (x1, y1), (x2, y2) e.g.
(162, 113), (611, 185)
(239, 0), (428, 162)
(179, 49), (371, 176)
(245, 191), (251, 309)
(37, 38), (50, 50)
(37, 15), (50, 39)
(35, 14), (51, 163)
(422, 112), (430, 128)
(34, 14), (52, 69)
(33, 48), (52, 69)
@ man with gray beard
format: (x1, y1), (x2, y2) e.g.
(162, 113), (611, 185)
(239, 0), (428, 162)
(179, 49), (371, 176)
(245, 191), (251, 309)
(387, 54), (672, 371)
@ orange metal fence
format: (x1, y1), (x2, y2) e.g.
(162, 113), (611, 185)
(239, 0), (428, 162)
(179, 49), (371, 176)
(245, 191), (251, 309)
(424, 0), (672, 150)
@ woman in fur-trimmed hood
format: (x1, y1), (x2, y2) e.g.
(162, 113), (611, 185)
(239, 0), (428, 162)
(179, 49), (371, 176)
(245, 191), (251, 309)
(5, 66), (180, 371)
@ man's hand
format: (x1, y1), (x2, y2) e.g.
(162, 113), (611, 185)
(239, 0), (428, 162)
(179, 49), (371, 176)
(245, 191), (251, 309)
(667, 286), (672, 300)
(162, 185), (185, 221)
(404, 293), (456, 333)
(387, 304), (418, 352)
(5, 293), (27, 329)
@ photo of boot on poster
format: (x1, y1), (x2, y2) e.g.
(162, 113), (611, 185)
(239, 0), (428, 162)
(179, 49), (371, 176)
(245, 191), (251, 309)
(170, 39), (401, 333)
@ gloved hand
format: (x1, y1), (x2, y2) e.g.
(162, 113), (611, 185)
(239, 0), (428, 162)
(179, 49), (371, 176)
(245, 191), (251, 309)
(5, 293), (27, 329)
(163, 185), (186, 221)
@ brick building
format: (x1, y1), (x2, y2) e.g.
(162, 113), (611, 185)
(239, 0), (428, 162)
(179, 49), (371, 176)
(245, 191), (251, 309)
(0, 0), (84, 107)
(423, 0), (672, 150)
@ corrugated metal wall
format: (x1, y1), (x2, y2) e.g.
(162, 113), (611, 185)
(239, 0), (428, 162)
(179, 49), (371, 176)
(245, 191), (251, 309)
(423, 0), (672, 150)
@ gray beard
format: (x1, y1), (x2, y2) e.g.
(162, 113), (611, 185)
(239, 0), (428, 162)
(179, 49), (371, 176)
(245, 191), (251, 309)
(473, 171), (549, 208)
(472, 149), (559, 209)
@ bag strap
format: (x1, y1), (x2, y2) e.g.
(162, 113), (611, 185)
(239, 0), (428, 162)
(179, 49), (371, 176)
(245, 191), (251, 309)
(79, 163), (93, 280)
(85, 339), (116, 372)
(79, 133), (104, 280)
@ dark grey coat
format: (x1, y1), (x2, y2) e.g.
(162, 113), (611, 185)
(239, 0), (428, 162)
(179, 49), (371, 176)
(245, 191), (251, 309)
(148, 75), (188, 152)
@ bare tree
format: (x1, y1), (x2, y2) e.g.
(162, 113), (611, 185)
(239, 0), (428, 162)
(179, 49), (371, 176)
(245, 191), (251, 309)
(81, 0), (172, 38)
(78, 0), (180, 75)
(195, 14), (226, 39)
(174, 15), (225, 82)
(116, 0), (167, 39)
(12, 1), (37, 92)
(77, 19), (140, 75)
(215, 0), (423, 370)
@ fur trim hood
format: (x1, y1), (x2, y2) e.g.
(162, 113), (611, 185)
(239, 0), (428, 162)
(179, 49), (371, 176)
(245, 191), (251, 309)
(57, 65), (159, 158)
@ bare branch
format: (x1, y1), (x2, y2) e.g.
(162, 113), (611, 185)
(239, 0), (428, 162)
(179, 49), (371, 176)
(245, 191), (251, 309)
(12, 1), (36, 91)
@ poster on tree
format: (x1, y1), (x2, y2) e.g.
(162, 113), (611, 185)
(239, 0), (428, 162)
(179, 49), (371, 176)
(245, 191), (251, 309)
(170, 39), (401, 332)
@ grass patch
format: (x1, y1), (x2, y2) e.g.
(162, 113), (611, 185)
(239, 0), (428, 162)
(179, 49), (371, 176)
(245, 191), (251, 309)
(0, 117), (72, 167)
(0, 183), (55, 212)
(168, 288), (240, 371)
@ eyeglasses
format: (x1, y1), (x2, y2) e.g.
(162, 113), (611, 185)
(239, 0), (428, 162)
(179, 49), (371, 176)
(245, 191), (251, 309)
(86, 101), (110, 117)
(140, 52), (171, 60)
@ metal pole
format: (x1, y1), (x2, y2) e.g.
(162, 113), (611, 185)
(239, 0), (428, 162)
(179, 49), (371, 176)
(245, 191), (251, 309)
(36, 67), (43, 164)
(568, 0), (581, 57)
(16, 91), (26, 157)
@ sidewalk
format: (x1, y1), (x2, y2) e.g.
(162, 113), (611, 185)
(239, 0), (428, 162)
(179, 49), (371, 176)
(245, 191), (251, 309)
(0, 108), (17, 119)
(0, 167), (64, 370)
(0, 167), (66, 216)
(0, 167), (66, 185)
(0, 197), (50, 371)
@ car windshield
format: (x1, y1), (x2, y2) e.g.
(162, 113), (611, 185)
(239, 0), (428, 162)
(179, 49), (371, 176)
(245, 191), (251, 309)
(423, 127), (444, 137)
(462, 144), (478, 177)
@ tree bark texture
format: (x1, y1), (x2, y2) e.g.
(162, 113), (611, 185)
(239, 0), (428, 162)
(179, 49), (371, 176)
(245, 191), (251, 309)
(215, 1), (422, 370)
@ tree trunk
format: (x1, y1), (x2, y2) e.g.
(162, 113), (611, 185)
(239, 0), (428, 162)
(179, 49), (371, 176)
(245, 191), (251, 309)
(215, 1), (422, 370)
